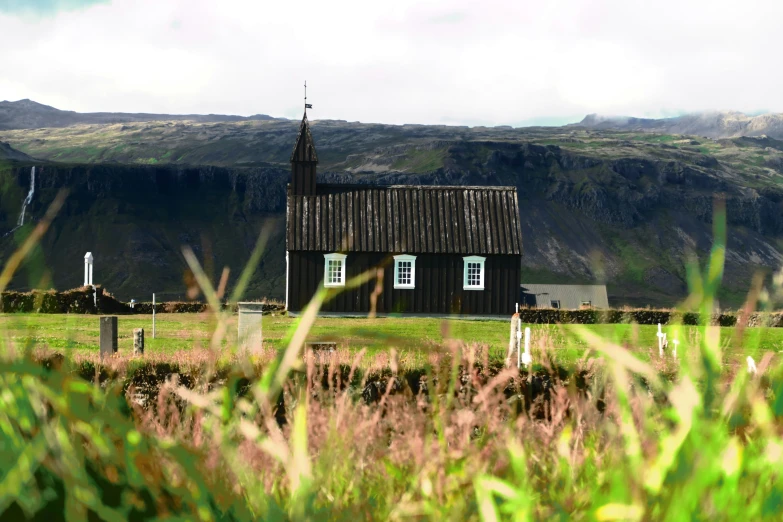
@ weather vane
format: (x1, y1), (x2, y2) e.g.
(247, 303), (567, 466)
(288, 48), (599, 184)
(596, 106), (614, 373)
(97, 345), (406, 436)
(304, 81), (313, 112)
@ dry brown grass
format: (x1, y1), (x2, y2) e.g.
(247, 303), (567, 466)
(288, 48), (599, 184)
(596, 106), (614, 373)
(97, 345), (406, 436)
(121, 342), (616, 517)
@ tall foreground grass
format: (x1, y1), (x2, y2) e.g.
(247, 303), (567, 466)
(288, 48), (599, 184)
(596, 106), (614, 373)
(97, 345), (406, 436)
(2, 205), (783, 520)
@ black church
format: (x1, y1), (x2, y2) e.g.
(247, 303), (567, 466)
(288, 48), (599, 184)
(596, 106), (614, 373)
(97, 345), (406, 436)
(285, 111), (523, 316)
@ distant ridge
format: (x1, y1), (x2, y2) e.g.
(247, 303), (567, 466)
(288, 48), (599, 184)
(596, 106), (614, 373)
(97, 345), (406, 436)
(0, 99), (287, 130)
(0, 141), (33, 161)
(572, 111), (783, 139)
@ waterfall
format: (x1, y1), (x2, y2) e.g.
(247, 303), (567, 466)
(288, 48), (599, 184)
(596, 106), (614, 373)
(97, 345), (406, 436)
(3, 166), (36, 238)
(17, 166), (35, 227)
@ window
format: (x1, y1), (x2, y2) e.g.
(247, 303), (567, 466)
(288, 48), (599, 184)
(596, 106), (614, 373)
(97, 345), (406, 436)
(463, 256), (486, 290)
(550, 300), (561, 309)
(580, 300), (592, 309)
(393, 255), (416, 289)
(323, 253), (347, 287)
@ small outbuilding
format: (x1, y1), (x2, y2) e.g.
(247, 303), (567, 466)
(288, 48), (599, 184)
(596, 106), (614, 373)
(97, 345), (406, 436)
(519, 284), (609, 310)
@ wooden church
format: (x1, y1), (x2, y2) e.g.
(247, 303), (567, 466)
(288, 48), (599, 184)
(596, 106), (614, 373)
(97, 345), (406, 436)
(285, 110), (523, 316)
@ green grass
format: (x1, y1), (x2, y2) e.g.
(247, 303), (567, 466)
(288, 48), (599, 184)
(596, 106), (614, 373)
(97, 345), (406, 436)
(627, 133), (680, 144)
(610, 234), (653, 283)
(4, 313), (780, 368)
(390, 148), (447, 172)
(5, 182), (783, 520)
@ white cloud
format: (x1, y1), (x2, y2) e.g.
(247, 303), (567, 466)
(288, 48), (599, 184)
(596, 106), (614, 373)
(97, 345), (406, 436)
(1, 0), (782, 125)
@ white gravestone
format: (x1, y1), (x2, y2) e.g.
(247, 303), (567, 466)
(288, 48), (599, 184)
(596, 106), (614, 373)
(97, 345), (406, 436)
(520, 327), (532, 369)
(656, 323), (666, 357)
(238, 302), (264, 351)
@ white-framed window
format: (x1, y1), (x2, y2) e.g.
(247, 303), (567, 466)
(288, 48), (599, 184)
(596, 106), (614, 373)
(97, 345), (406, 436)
(550, 300), (561, 309)
(393, 255), (416, 289)
(323, 253), (347, 287)
(463, 256), (486, 290)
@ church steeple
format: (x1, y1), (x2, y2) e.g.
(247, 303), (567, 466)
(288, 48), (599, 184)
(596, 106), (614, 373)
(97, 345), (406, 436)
(290, 82), (318, 196)
(290, 112), (318, 163)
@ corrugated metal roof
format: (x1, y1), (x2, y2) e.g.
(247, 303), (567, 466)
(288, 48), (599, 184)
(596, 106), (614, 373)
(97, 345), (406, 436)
(287, 184), (523, 255)
(520, 284), (609, 309)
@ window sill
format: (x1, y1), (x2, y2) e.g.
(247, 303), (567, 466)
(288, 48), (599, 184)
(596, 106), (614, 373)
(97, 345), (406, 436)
(394, 285), (415, 290)
(324, 283), (345, 288)
(463, 286), (485, 291)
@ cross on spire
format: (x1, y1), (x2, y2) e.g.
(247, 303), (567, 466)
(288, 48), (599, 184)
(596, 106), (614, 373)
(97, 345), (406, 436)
(304, 81), (313, 113)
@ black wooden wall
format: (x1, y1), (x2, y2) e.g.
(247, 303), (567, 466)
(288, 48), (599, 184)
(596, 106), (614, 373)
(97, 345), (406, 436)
(291, 162), (316, 196)
(288, 252), (521, 316)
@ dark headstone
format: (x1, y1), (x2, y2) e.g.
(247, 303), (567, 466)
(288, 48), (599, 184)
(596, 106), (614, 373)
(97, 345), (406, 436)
(99, 316), (118, 358)
(133, 328), (144, 355)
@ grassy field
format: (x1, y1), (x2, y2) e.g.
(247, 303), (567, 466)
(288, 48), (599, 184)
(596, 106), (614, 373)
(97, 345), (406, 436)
(4, 211), (783, 519)
(3, 312), (781, 368)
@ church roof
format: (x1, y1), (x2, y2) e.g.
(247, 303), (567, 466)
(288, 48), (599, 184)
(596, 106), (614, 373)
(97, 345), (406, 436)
(290, 112), (319, 163)
(287, 184), (522, 255)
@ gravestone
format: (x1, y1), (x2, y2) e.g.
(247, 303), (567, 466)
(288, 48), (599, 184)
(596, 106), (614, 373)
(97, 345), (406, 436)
(100, 316), (118, 357)
(133, 328), (144, 355)
(237, 302), (264, 350)
(305, 341), (336, 351)
(305, 341), (336, 363)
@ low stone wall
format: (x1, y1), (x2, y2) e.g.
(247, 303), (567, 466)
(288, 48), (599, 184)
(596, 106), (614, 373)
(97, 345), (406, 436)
(0, 287), (98, 313)
(1, 288), (780, 326)
(515, 308), (783, 327)
(0, 287), (284, 315)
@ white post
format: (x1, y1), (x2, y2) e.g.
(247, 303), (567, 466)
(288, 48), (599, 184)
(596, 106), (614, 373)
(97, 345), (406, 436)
(84, 252), (93, 286)
(507, 314), (521, 367)
(152, 293), (156, 339)
(656, 323), (664, 357)
(516, 328), (522, 368)
(747, 356), (757, 375)
(672, 339), (679, 360)
(521, 327), (532, 368)
(285, 251), (289, 311)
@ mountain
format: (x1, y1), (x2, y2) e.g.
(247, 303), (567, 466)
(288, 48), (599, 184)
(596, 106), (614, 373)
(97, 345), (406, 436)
(2, 102), (783, 308)
(0, 99), (285, 131)
(573, 111), (783, 139)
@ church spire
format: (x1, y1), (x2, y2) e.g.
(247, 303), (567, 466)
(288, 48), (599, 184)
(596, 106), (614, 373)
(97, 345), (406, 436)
(290, 111), (318, 163)
(290, 82), (318, 195)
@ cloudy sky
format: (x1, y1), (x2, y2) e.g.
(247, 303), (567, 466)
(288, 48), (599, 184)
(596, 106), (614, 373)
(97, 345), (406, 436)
(1, 0), (781, 126)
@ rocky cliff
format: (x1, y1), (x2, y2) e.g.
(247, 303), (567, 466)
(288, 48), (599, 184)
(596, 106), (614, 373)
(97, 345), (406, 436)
(0, 163), (289, 300)
(2, 134), (782, 307)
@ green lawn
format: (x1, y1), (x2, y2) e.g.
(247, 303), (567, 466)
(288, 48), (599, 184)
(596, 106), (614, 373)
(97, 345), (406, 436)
(1, 313), (781, 368)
